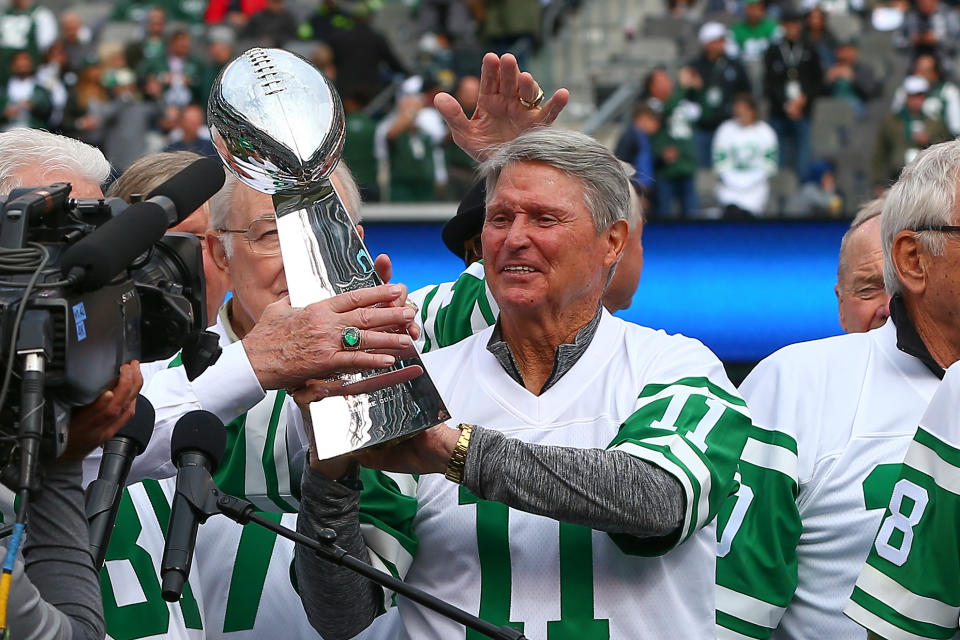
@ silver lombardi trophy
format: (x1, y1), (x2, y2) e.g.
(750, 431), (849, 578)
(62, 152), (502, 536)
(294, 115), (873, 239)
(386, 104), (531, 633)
(207, 47), (448, 459)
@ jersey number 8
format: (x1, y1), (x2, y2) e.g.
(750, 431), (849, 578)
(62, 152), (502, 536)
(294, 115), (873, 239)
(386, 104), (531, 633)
(874, 479), (929, 567)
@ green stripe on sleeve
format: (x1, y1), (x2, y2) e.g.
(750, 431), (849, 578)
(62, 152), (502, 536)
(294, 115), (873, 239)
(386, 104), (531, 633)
(716, 611), (775, 639)
(914, 427), (960, 469)
(849, 586), (957, 639)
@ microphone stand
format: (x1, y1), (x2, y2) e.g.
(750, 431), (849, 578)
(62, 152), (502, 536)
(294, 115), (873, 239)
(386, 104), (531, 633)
(174, 465), (526, 640)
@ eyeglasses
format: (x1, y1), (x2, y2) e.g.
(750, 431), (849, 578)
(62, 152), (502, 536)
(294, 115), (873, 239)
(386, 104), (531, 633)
(913, 225), (960, 234)
(217, 217), (281, 255)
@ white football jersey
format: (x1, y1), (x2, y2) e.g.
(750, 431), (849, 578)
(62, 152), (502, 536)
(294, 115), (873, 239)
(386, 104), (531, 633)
(364, 311), (750, 640)
(101, 479), (207, 640)
(846, 361), (960, 639)
(95, 307), (310, 640)
(725, 320), (941, 639)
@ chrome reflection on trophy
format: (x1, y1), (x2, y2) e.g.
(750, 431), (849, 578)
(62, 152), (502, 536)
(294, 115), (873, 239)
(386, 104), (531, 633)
(208, 47), (449, 460)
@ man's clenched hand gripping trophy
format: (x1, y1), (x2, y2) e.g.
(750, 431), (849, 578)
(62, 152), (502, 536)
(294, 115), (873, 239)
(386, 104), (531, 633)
(208, 48), (448, 459)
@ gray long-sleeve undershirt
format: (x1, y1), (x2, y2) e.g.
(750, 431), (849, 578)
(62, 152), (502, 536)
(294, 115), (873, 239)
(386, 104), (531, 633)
(296, 427), (685, 640)
(8, 460), (105, 640)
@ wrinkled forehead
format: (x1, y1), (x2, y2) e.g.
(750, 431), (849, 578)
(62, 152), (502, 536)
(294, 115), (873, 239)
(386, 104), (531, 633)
(15, 167), (104, 198)
(233, 183), (276, 226)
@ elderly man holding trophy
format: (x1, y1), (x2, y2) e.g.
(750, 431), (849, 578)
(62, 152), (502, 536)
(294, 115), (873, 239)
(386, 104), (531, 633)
(204, 47), (752, 640)
(186, 49), (571, 639)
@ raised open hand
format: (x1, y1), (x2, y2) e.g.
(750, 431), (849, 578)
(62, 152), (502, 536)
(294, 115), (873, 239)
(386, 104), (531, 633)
(434, 53), (570, 162)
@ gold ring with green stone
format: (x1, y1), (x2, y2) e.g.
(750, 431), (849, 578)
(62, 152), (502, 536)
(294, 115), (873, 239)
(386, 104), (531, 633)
(341, 326), (362, 350)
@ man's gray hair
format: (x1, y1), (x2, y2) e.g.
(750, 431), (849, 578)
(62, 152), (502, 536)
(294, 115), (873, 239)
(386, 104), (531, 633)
(479, 128), (630, 232)
(0, 128), (111, 196)
(837, 193), (885, 283)
(881, 140), (960, 295)
(209, 161), (363, 257)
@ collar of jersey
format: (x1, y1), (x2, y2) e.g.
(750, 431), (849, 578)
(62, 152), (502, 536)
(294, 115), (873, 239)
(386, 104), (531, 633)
(890, 293), (945, 380)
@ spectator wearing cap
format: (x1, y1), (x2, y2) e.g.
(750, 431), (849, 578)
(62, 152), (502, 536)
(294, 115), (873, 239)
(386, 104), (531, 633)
(712, 93), (778, 217)
(890, 52), (960, 136)
(871, 75), (950, 189)
(763, 7), (823, 178)
(684, 21), (752, 167)
(825, 37), (880, 115)
(731, 0), (782, 62)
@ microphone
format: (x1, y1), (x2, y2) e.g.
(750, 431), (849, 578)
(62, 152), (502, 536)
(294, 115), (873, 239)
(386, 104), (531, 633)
(160, 410), (226, 602)
(85, 395), (155, 568)
(60, 158), (226, 290)
(145, 157), (226, 227)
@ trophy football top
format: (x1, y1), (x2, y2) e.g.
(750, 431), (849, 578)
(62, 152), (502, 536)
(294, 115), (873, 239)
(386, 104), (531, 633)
(207, 47), (346, 195)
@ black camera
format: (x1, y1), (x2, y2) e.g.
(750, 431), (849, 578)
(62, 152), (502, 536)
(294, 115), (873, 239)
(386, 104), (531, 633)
(0, 170), (219, 472)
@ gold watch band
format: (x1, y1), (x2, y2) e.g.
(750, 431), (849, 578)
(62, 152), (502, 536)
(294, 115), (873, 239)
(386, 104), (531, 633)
(444, 424), (475, 484)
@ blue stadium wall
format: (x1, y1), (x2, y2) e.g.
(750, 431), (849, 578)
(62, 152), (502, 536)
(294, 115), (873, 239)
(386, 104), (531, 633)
(364, 219), (850, 366)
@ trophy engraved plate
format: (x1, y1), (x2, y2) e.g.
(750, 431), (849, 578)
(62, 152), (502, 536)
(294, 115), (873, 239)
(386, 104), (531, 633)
(208, 48), (448, 459)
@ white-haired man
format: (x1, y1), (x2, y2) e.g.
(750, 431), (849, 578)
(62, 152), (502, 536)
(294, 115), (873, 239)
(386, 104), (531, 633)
(716, 140), (960, 639)
(835, 195), (891, 333)
(0, 129), (143, 457)
(0, 128), (143, 638)
(843, 143), (960, 639)
(295, 127), (751, 640)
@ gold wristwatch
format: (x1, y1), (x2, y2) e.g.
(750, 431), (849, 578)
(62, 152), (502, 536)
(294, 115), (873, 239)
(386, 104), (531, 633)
(444, 424), (475, 484)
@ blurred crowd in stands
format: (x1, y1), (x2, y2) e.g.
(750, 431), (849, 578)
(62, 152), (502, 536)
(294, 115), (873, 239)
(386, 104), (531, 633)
(0, 0), (552, 199)
(616, 0), (960, 218)
(0, 0), (955, 218)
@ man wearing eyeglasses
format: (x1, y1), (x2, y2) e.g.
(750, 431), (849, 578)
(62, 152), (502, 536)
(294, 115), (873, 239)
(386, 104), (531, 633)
(716, 140), (960, 639)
